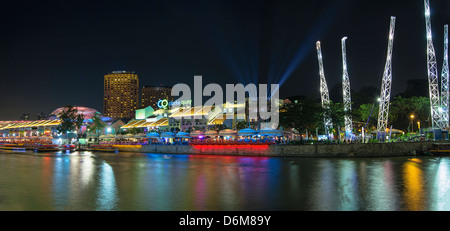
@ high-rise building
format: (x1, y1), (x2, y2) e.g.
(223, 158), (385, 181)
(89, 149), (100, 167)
(103, 71), (139, 119)
(141, 85), (173, 109)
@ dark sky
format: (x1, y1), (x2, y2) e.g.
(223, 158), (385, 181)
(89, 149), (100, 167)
(0, 0), (449, 120)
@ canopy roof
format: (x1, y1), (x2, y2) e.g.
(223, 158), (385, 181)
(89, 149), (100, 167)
(161, 132), (175, 138)
(238, 128), (257, 136)
(121, 120), (147, 129)
(219, 129), (237, 136)
(176, 132), (190, 138)
(169, 106), (213, 118)
(134, 133), (146, 138)
(208, 114), (227, 125)
(147, 132), (160, 138)
(0, 120), (61, 130)
(204, 130), (218, 137)
(257, 128), (283, 137)
(122, 118), (169, 129)
(190, 130), (204, 137)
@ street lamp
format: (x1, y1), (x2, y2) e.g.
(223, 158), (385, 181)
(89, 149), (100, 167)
(410, 114), (415, 133)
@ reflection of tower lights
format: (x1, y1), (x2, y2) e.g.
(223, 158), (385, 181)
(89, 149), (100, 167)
(403, 160), (425, 211)
(435, 160), (450, 210)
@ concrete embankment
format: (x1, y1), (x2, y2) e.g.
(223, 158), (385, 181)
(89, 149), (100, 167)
(115, 141), (445, 157)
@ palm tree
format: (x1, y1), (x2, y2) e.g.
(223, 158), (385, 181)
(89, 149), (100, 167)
(56, 106), (85, 144)
(87, 113), (106, 136)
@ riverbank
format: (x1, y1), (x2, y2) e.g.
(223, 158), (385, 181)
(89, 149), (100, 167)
(114, 141), (446, 157)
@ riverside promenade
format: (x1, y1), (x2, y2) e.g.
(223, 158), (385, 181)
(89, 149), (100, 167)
(114, 141), (445, 157)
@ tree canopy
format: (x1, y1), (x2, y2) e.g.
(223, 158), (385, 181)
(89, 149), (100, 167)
(56, 106), (85, 135)
(281, 95), (431, 136)
(87, 113), (106, 135)
(279, 97), (323, 137)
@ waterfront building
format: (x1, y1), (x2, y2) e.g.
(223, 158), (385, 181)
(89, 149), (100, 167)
(135, 105), (155, 120)
(120, 98), (282, 133)
(103, 70), (139, 119)
(141, 85), (173, 109)
(0, 106), (109, 139)
(0, 120), (61, 139)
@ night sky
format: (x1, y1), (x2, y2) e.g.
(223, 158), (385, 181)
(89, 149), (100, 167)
(0, 0), (449, 120)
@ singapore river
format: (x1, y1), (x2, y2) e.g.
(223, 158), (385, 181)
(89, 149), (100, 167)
(1, 150), (450, 211)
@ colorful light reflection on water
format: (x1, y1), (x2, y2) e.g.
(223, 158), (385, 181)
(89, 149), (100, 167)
(1, 150), (450, 211)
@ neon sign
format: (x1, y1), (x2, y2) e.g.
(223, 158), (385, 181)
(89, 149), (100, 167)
(157, 99), (169, 109)
(157, 99), (192, 109)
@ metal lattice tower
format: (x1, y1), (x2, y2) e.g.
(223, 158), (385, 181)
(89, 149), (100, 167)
(424, 0), (443, 129)
(341, 37), (353, 138)
(316, 41), (333, 136)
(441, 24), (449, 128)
(377, 16), (396, 135)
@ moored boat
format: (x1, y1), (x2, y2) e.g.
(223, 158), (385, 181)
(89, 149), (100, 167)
(428, 143), (450, 156)
(34, 144), (59, 152)
(59, 144), (76, 152)
(88, 145), (119, 153)
(0, 144), (26, 151)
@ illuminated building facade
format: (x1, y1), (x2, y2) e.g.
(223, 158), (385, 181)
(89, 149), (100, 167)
(141, 85), (173, 109)
(103, 71), (139, 119)
(121, 96), (286, 134)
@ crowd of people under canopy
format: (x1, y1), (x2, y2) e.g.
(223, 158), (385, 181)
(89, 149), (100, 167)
(95, 128), (284, 146)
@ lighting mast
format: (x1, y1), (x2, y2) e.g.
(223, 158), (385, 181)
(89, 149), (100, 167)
(341, 37), (353, 139)
(376, 16), (396, 141)
(316, 41), (333, 138)
(424, 0), (443, 129)
(441, 24), (449, 128)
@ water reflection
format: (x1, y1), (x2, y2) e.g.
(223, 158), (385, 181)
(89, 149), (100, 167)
(403, 159), (425, 211)
(95, 162), (119, 210)
(337, 160), (358, 210)
(52, 154), (71, 210)
(366, 160), (398, 210)
(2, 151), (450, 211)
(312, 160), (335, 210)
(429, 158), (450, 210)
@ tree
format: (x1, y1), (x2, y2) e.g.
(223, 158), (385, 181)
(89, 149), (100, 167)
(129, 127), (142, 135)
(389, 96), (430, 131)
(355, 103), (378, 132)
(87, 113), (106, 135)
(280, 97), (323, 139)
(56, 106), (85, 143)
(235, 120), (247, 131)
(327, 102), (347, 129)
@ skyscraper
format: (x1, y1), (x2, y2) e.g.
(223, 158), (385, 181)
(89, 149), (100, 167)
(141, 85), (173, 109)
(103, 71), (139, 119)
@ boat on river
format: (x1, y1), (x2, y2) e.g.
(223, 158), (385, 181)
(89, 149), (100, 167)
(428, 143), (450, 156)
(87, 145), (119, 153)
(34, 144), (59, 152)
(0, 144), (26, 151)
(59, 144), (76, 152)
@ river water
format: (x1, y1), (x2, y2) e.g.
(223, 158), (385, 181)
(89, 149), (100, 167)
(1, 150), (450, 211)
